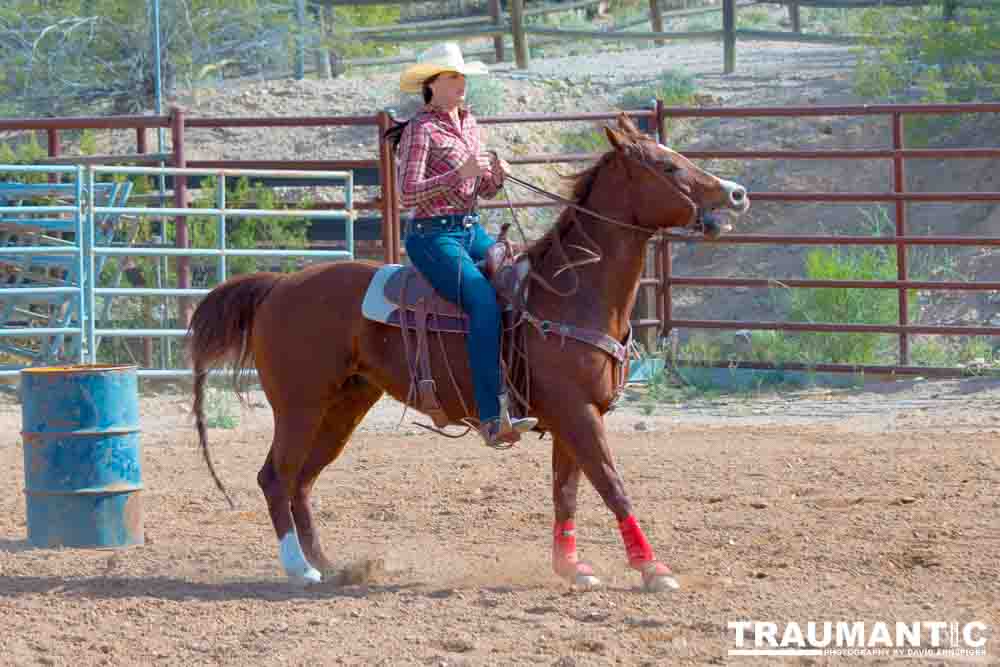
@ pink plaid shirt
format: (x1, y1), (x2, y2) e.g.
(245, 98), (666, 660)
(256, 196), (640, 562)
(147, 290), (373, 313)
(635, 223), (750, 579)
(396, 104), (503, 218)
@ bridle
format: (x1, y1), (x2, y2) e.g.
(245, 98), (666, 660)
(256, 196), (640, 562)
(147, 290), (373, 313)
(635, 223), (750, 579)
(495, 145), (720, 248)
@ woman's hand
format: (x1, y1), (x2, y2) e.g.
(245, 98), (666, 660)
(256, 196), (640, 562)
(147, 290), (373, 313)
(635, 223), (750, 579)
(490, 153), (511, 177)
(458, 153), (492, 179)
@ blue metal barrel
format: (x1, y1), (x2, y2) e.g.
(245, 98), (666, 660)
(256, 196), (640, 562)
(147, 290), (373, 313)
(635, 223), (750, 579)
(20, 364), (143, 549)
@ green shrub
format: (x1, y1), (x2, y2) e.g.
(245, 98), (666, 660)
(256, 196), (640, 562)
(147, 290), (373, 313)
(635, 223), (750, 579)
(738, 7), (772, 28)
(466, 74), (506, 117)
(0, 134), (48, 182)
(852, 6), (1000, 106)
(618, 70), (697, 110)
(560, 127), (610, 153)
(204, 386), (239, 429)
(328, 5), (403, 61)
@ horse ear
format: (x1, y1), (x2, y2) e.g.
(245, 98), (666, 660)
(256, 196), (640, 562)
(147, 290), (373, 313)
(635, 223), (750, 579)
(616, 112), (640, 136)
(604, 125), (626, 151)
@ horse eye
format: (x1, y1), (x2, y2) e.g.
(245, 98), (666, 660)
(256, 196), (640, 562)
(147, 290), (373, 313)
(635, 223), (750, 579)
(663, 162), (679, 175)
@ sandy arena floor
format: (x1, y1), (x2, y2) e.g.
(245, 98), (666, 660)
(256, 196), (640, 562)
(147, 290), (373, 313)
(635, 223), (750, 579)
(1, 377), (998, 666)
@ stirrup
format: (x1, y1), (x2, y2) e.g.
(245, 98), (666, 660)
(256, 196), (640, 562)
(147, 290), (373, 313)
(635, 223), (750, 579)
(478, 415), (537, 450)
(478, 392), (536, 449)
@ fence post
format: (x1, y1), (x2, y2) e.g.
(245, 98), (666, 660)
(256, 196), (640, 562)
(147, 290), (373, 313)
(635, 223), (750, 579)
(649, 0), (665, 47)
(376, 111), (396, 265)
(510, 0), (530, 70)
(389, 139), (401, 264)
(489, 0), (505, 63)
(170, 107), (192, 333)
(892, 112), (910, 365)
(723, 0), (736, 74)
(46, 129), (60, 184)
(788, 2), (801, 33)
(659, 237), (672, 344)
(295, 0), (307, 80)
(655, 98), (666, 144)
(134, 127), (154, 368)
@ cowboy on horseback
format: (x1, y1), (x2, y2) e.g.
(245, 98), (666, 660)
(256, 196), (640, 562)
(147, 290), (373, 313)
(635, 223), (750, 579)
(384, 43), (537, 448)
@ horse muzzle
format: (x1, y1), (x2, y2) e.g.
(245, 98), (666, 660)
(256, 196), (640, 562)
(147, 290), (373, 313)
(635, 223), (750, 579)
(688, 209), (728, 240)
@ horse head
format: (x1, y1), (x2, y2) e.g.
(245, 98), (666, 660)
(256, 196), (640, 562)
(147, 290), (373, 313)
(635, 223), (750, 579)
(602, 113), (750, 239)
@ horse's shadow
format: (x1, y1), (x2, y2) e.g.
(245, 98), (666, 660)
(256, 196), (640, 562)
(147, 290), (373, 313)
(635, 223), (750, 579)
(0, 538), (33, 554)
(0, 573), (424, 602)
(0, 574), (633, 602)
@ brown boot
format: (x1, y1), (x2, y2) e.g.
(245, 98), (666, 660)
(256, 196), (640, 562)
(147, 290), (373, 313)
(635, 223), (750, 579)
(478, 393), (537, 449)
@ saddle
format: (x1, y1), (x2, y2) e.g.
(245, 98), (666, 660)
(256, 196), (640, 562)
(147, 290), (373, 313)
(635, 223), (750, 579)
(361, 224), (532, 427)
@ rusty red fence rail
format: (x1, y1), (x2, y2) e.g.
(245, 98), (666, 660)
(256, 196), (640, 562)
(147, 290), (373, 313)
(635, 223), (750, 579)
(2, 102), (999, 377)
(657, 102), (1000, 377)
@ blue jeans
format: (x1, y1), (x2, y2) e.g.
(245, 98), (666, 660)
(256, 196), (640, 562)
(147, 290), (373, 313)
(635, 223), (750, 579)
(404, 221), (502, 423)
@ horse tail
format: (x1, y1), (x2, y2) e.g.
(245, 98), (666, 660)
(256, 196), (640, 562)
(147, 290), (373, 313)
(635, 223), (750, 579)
(187, 272), (281, 509)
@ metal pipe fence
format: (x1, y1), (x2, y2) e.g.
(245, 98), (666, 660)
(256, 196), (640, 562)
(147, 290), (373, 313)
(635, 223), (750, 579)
(0, 164), (355, 378)
(3, 102), (998, 379)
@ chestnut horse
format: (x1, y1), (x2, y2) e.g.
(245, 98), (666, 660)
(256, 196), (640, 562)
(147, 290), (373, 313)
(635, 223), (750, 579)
(187, 115), (749, 591)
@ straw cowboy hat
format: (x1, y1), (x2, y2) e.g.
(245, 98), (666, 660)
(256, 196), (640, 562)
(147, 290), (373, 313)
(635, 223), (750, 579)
(399, 42), (489, 94)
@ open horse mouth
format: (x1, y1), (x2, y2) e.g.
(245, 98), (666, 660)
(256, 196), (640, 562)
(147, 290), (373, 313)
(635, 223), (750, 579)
(700, 181), (750, 239)
(700, 210), (725, 239)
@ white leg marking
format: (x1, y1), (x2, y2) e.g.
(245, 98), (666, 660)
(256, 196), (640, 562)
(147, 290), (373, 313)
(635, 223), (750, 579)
(279, 529), (322, 586)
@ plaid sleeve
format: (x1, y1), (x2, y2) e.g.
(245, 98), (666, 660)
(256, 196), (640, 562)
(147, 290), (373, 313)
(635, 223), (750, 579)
(397, 118), (463, 208)
(468, 115), (504, 200)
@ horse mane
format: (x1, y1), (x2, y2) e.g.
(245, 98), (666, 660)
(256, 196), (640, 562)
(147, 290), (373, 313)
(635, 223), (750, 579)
(522, 150), (617, 266)
(522, 117), (649, 266)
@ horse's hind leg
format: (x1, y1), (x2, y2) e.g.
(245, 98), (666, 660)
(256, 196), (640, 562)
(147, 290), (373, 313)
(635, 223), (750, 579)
(292, 376), (383, 573)
(258, 407), (328, 586)
(257, 377), (383, 586)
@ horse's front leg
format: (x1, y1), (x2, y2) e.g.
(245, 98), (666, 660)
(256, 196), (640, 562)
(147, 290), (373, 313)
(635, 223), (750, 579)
(551, 404), (679, 592)
(552, 437), (601, 589)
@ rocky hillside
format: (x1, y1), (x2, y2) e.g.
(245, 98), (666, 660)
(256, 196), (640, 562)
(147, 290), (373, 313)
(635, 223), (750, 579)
(93, 36), (999, 333)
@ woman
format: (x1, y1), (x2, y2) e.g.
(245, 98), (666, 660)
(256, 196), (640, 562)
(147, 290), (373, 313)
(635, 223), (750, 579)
(385, 42), (537, 448)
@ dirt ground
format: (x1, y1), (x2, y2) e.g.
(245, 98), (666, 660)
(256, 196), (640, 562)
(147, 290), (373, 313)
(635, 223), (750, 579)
(1, 376), (998, 666)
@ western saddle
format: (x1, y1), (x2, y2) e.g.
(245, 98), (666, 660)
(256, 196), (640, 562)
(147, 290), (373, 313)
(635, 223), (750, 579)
(373, 224), (531, 427)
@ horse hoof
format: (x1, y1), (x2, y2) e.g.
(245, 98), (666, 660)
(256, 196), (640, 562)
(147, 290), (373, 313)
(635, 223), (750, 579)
(642, 574), (680, 593)
(556, 561), (601, 590)
(575, 573), (602, 590)
(635, 561), (680, 593)
(289, 566), (323, 587)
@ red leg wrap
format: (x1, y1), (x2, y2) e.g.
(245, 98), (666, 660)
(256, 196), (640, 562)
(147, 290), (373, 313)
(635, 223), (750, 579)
(553, 520), (594, 579)
(618, 514), (655, 569)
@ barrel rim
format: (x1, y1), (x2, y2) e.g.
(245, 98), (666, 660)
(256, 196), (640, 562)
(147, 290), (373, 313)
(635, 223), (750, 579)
(21, 364), (138, 375)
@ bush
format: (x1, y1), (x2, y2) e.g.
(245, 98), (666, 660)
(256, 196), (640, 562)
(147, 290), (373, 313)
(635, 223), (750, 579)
(618, 70), (697, 110)
(465, 74), (507, 117)
(852, 6), (1000, 106)
(560, 127), (610, 153)
(784, 246), (902, 364)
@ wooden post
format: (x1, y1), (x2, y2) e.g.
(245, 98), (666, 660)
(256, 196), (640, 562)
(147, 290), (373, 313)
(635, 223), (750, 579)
(649, 0), (665, 47)
(315, 2), (332, 79)
(789, 1), (801, 33)
(722, 0), (736, 75)
(294, 0), (307, 80)
(488, 0), (505, 63)
(510, 0), (529, 70)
